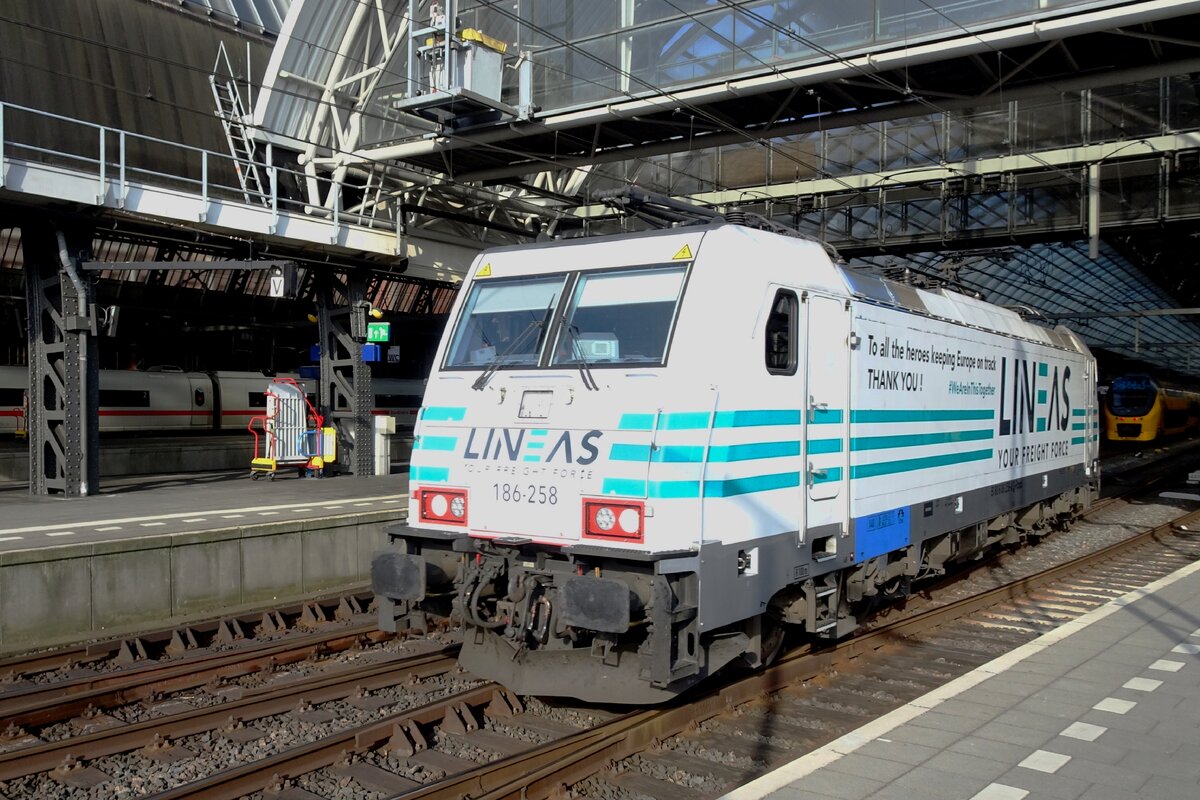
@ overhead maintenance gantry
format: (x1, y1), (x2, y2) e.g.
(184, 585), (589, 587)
(5, 0), (1200, 495)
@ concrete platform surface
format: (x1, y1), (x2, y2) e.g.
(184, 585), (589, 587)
(721, 553), (1200, 800)
(0, 471), (408, 654)
(0, 470), (407, 550)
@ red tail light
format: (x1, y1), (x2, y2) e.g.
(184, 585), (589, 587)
(582, 498), (644, 543)
(417, 488), (469, 526)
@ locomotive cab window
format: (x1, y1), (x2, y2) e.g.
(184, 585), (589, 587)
(445, 275), (567, 369)
(550, 265), (687, 367)
(765, 290), (797, 375)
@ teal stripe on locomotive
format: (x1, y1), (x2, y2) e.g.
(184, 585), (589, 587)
(617, 409), (808, 431)
(421, 406), (466, 421)
(617, 413), (657, 431)
(608, 429), (989, 462)
(415, 435), (457, 451)
(850, 428), (992, 452)
(411, 466), (450, 482)
(609, 443), (703, 462)
(608, 441), (803, 463)
(601, 472), (802, 498)
(715, 409), (807, 427)
(850, 448), (992, 479)
(809, 408), (843, 424)
(620, 407), (1002, 431)
(814, 467), (843, 483)
(604, 408), (998, 494)
(850, 409), (994, 423)
(601, 447), (993, 496)
(659, 412), (712, 430)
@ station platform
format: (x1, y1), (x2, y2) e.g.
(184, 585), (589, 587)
(0, 434), (415, 483)
(721, 556), (1200, 800)
(0, 470), (408, 655)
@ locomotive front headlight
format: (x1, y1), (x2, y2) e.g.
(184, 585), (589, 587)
(595, 507), (616, 531)
(582, 498), (645, 543)
(430, 493), (449, 517)
(418, 487), (469, 526)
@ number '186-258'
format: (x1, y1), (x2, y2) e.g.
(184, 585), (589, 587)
(493, 483), (558, 504)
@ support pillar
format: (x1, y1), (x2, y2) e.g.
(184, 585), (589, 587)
(22, 224), (99, 496)
(316, 271), (375, 476)
(1087, 163), (1101, 259)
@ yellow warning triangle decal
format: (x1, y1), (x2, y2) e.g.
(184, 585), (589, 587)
(672, 244), (693, 260)
(477, 263), (492, 277)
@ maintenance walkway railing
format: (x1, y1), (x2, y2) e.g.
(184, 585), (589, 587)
(0, 101), (474, 281)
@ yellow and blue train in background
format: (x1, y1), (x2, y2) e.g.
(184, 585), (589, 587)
(1103, 373), (1200, 443)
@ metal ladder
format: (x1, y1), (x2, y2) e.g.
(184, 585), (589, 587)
(209, 42), (268, 206)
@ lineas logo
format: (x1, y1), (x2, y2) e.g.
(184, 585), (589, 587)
(462, 428), (603, 465)
(997, 357), (1072, 436)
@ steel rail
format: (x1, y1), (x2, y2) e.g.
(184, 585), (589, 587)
(0, 622), (390, 729)
(0, 588), (374, 676)
(0, 646), (460, 782)
(144, 682), (512, 800)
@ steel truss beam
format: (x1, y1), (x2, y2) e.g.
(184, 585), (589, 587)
(562, 130), (1200, 254)
(22, 225), (99, 496)
(670, 134), (1200, 206)
(317, 272), (374, 477)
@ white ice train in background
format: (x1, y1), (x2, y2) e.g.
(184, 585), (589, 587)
(371, 222), (1101, 704)
(0, 366), (424, 435)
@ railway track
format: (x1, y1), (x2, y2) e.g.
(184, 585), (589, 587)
(130, 502), (1200, 799)
(2, 447), (1198, 798)
(3, 501), (1193, 798)
(0, 591), (378, 679)
(0, 591), (391, 731)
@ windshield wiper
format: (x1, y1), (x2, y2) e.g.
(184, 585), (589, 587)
(561, 323), (600, 391)
(471, 298), (556, 391)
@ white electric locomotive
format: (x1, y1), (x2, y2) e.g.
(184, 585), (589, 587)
(372, 220), (1100, 703)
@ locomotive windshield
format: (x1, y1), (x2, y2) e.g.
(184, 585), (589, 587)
(444, 275), (566, 368)
(550, 265), (687, 366)
(1107, 376), (1156, 416)
(444, 265), (687, 371)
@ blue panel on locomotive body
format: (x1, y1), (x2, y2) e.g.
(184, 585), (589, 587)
(372, 224), (1100, 704)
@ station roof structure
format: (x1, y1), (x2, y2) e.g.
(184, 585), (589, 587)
(258, 0), (1200, 179)
(245, 0), (1200, 375)
(5, 0), (1200, 377)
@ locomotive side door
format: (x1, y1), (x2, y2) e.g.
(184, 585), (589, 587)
(763, 287), (805, 538)
(804, 294), (851, 541)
